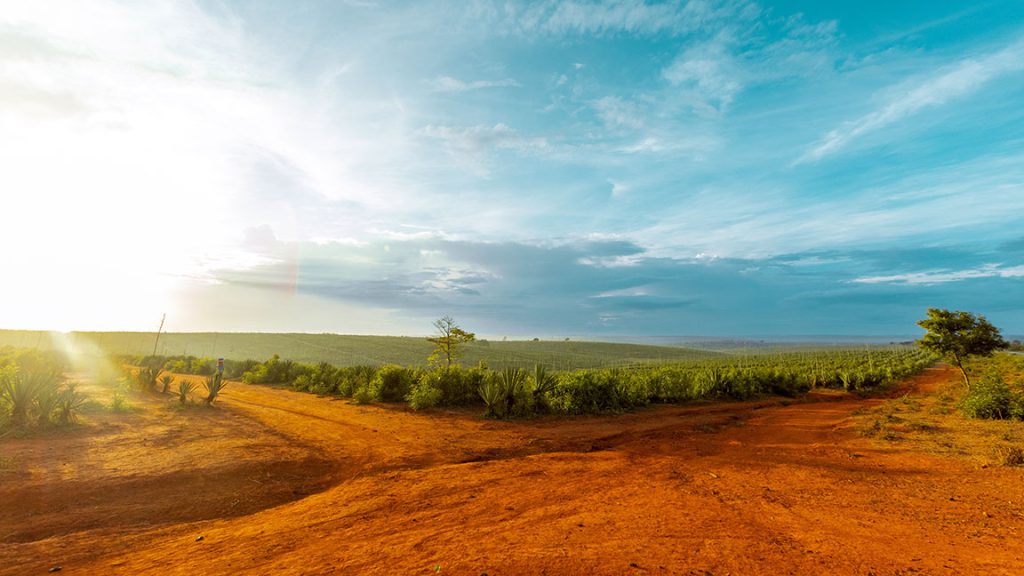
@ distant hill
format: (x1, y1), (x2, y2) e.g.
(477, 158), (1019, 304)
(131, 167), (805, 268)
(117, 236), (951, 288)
(0, 330), (723, 370)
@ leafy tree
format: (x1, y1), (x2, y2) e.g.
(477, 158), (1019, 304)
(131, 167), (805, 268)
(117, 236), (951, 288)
(427, 315), (475, 368)
(916, 308), (1007, 388)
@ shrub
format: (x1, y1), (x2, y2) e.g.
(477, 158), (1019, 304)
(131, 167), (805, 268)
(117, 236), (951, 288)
(373, 365), (418, 403)
(548, 371), (625, 415)
(109, 391), (131, 412)
(135, 366), (163, 393)
(159, 374), (174, 394)
(352, 381), (379, 405)
(55, 384), (86, 424)
(960, 372), (1018, 420)
(407, 374), (443, 410)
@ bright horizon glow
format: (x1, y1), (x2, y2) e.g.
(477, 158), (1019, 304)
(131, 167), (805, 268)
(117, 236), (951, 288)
(2, 1), (1023, 336)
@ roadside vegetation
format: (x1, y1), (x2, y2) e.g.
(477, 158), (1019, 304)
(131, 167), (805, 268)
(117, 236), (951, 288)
(0, 348), (86, 434)
(124, 346), (934, 417)
(856, 353), (1024, 466)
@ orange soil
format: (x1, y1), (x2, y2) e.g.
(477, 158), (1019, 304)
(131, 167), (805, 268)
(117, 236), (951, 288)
(2, 365), (1023, 575)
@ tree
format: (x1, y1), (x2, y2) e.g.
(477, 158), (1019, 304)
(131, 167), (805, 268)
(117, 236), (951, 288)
(916, 308), (1007, 388)
(427, 315), (475, 368)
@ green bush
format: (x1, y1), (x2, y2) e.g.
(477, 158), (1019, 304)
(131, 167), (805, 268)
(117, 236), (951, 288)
(960, 373), (1020, 420)
(352, 382), (379, 405)
(373, 365), (419, 403)
(407, 374), (443, 410)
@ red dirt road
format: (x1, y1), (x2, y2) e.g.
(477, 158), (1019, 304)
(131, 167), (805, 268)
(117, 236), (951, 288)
(2, 365), (1023, 575)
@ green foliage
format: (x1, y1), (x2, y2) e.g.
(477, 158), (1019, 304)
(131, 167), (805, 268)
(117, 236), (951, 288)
(373, 365), (419, 403)
(406, 374), (443, 410)
(427, 316), (475, 368)
(496, 367), (532, 417)
(0, 350), (84, 429)
(177, 380), (197, 404)
(137, 344), (932, 418)
(959, 372), (1023, 420)
(478, 377), (503, 417)
(917, 308), (1008, 387)
(109, 391), (131, 412)
(135, 366), (163, 393)
(352, 383), (378, 405)
(159, 374), (174, 394)
(55, 384), (86, 424)
(203, 373), (227, 405)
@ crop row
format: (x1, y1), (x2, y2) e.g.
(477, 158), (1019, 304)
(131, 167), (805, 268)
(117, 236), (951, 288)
(131, 348), (935, 416)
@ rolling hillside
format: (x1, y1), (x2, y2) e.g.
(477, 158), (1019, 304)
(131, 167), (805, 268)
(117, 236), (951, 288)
(0, 330), (723, 370)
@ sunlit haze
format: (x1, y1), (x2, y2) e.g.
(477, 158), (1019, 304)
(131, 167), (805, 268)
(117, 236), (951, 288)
(2, 1), (1023, 336)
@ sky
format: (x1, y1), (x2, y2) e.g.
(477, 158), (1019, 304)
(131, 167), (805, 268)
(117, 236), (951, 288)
(1, 0), (1023, 338)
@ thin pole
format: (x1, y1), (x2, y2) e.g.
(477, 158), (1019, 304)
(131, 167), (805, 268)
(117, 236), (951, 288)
(152, 313), (166, 357)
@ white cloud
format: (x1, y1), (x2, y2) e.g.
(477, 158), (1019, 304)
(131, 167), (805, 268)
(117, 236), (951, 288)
(505, 0), (755, 37)
(663, 36), (743, 115)
(430, 75), (520, 92)
(800, 37), (1024, 163)
(419, 123), (549, 176)
(851, 264), (1024, 285)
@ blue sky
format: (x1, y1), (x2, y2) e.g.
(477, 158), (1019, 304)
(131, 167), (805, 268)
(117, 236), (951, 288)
(1, 0), (1023, 337)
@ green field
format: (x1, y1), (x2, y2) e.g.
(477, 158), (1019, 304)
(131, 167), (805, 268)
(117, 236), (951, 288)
(0, 330), (724, 370)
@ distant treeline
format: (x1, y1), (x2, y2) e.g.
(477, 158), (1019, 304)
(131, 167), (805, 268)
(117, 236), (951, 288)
(124, 348), (936, 417)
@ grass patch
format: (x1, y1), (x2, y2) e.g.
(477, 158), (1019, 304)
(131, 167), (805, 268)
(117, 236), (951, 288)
(993, 445), (1024, 467)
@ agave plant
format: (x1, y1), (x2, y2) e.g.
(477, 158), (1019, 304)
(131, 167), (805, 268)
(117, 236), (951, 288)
(34, 385), (61, 427)
(2, 367), (61, 428)
(55, 384), (87, 424)
(532, 365), (557, 400)
(203, 373), (227, 405)
(478, 378), (503, 417)
(159, 374), (175, 394)
(1, 368), (36, 428)
(498, 367), (529, 415)
(177, 379), (197, 404)
(136, 366), (163, 393)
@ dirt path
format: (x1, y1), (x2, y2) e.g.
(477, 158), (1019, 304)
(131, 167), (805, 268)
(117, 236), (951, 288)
(3, 365), (1023, 575)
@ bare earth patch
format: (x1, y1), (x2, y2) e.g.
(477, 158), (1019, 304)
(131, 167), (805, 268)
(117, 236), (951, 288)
(2, 365), (1023, 575)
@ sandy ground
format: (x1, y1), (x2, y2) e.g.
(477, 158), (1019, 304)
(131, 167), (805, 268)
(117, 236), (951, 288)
(2, 365), (1022, 575)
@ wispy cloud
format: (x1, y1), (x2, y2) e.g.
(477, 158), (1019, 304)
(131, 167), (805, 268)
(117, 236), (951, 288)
(852, 264), (1024, 285)
(800, 37), (1024, 163)
(495, 0), (757, 37)
(430, 75), (520, 92)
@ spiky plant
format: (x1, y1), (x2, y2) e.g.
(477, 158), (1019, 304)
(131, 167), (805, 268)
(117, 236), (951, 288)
(55, 384), (86, 425)
(478, 378), (503, 417)
(2, 367), (60, 428)
(1, 368), (35, 428)
(177, 379), (197, 404)
(35, 385), (61, 427)
(136, 366), (163, 393)
(498, 367), (528, 415)
(159, 374), (174, 394)
(203, 373), (227, 405)
(532, 365), (557, 400)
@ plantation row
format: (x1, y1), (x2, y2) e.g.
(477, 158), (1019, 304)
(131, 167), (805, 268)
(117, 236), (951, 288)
(131, 348), (936, 416)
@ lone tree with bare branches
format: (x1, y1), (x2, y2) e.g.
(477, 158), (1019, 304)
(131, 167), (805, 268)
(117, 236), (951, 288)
(428, 315), (475, 368)
(916, 308), (1007, 388)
